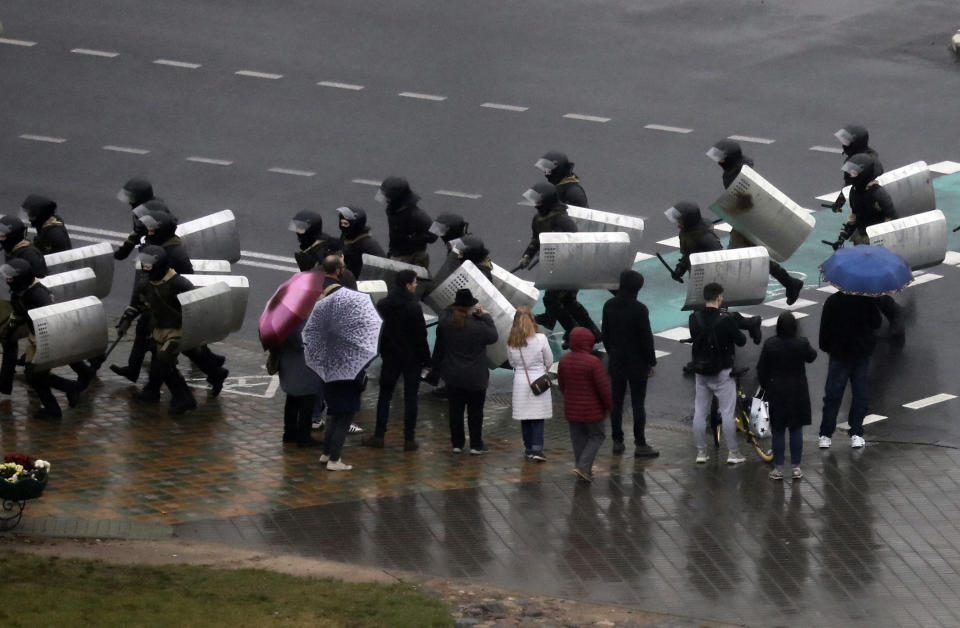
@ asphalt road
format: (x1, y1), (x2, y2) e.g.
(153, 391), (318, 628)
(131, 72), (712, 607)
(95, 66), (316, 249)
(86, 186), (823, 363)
(1, 1), (960, 443)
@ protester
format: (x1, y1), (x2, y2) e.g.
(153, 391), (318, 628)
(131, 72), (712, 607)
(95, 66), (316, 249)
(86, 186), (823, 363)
(434, 288), (498, 454)
(756, 312), (817, 480)
(817, 289), (882, 449)
(319, 376), (364, 472)
(278, 320), (323, 448)
(336, 206), (385, 277)
(688, 282), (748, 464)
(506, 306), (553, 461)
(377, 176), (437, 269)
(558, 327), (612, 482)
(362, 269), (430, 451)
(601, 270), (658, 458)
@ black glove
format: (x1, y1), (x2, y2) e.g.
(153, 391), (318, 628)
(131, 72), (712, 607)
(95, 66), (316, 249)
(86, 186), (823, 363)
(117, 307), (139, 332)
(830, 239), (845, 251)
(670, 266), (685, 283)
(515, 255), (531, 270)
(830, 192), (846, 213)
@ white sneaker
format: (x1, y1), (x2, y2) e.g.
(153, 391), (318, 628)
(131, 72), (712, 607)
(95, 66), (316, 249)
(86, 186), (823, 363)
(326, 460), (352, 471)
(727, 451), (746, 464)
(469, 448), (486, 455)
(851, 435), (865, 449)
(452, 447), (463, 454)
(318, 454), (330, 463)
(695, 449), (708, 464)
(347, 423), (364, 434)
(312, 418), (325, 430)
(818, 436), (832, 449)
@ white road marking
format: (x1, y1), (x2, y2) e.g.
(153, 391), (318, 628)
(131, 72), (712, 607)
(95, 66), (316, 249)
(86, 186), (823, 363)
(728, 134), (775, 144)
(563, 113), (611, 123)
(186, 156), (233, 166)
(714, 222), (732, 232)
(761, 312), (808, 327)
(435, 190), (482, 199)
(188, 375), (279, 398)
(103, 145), (150, 155)
(904, 394), (957, 410)
(480, 102), (528, 112)
(517, 201), (535, 207)
(237, 259), (300, 273)
(19, 134), (66, 143)
(0, 38), (37, 47)
(398, 91), (446, 101)
(838, 414), (887, 430)
(240, 250), (295, 263)
(634, 252), (654, 263)
(235, 70), (283, 80)
(317, 81), (364, 90)
(644, 124), (692, 134)
(654, 350), (670, 359)
(352, 178), (381, 186)
(268, 167), (315, 177)
(153, 59), (202, 69)
(818, 285), (838, 293)
(656, 236), (680, 248)
(764, 297), (817, 310)
(71, 48), (119, 58)
(70, 225), (127, 238)
(816, 191), (844, 203)
(928, 161), (960, 175)
(655, 326), (692, 342)
(810, 145), (843, 154)
(907, 273), (942, 287)
(71, 234), (123, 246)
(942, 251), (960, 266)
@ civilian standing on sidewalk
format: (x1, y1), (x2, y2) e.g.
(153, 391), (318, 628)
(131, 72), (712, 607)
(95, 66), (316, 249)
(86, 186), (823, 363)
(278, 320), (322, 448)
(558, 327), (613, 482)
(756, 312), (817, 480)
(320, 376), (364, 472)
(601, 270), (659, 458)
(434, 289), (499, 454)
(506, 306), (554, 462)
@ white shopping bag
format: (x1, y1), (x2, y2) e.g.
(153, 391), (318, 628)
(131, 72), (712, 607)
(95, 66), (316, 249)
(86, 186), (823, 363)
(749, 388), (770, 438)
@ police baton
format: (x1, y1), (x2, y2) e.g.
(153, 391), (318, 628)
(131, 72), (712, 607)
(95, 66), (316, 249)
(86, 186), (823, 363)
(953, 225), (960, 233)
(656, 252), (682, 283)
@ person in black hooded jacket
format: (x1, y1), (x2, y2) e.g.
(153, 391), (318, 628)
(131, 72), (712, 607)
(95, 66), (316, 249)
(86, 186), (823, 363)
(516, 182), (600, 345)
(290, 210), (343, 272)
(21, 194), (71, 254)
(536, 150), (588, 207)
(114, 177), (162, 260)
(707, 139), (804, 305)
(601, 270), (658, 458)
(336, 206), (385, 277)
(0, 216), (47, 278)
(825, 124), (884, 213)
(377, 177), (437, 270)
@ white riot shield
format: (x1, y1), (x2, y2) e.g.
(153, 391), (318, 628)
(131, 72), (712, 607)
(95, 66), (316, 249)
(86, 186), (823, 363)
(430, 251), (461, 289)
(565, 205), (645, 244)
(683, 247), (769, 310)
(180, 275), (249, 333)
(177, 210), (241, 263)
(44, 242), (114, 298)
(875, 161), (935, 218)
(29, 296), (108, 370)
(358, 254), (430, 298)
(39, 268), (98, 303)
(490, 263), (539, 309)
(708, 165), (815, 262)
(356, 280), (388, 304)
(191, 259), (232, 274)
(867, 209), (946, 270)
(535, 232), (634, 290)
(424, 261), (515, 368)
(178, 282), (235, 351)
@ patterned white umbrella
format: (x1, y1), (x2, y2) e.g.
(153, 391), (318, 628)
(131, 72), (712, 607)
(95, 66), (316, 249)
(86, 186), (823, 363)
(302, 288), (382, 382)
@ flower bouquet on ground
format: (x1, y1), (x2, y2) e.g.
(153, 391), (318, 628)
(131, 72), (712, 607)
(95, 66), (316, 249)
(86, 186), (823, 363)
(1, 454), (51, 502)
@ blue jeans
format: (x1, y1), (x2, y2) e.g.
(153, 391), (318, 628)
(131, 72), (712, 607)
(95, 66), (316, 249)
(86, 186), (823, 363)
(521, 420), (545, 454)
(772, 426), (803, 466)
(820, 355), (871, 438)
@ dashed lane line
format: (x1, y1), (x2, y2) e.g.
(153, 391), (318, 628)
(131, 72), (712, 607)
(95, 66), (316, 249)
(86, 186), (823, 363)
(19, 134), (66, 143)
(237, 259), (299, 273)
(398, 92), (447, 101)
(435, 190), (482, 200)
(480, 102), (528, 112)
(72, 233), (123, 246)
(186, 156), (234, 166)
(563, 113), (611, 123)
(904, 394), (957, 410)
(103, 145), (150, 155)
(0, 38), (37, 47)
(317, 81), (364, 90)
(154, 59), (202, 69)
(654, 349), (671, 359)
(71, 48), (119, 58)
(838, 414), (887, 431)
(235, 70), (283, 80)
(70, 225), (127, 238)
(240, 250), (295, 263)
(656, 236), (680, 248)
(351, 178), (381, 186)
(942, 251), (960, 266)
(906, 273), (942, 287)
(267, 167), (315, 177)
(810, 145), (843, 154)
(728, 134), (775, 145)
(645, 124), (693, 134)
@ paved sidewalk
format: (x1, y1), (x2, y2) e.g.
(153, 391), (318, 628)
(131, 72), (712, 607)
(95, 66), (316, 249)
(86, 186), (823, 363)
(3, 335), (960, 627)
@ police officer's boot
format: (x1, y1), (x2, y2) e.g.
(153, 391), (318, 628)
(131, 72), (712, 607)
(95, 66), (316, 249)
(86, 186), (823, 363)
(26, 369), (62, 419)
(48, 373), (81, 408)
(165, 369), (197, 415)
(111, 324), (151, 382)
(770, 262), (803, 306)
(138, 359), (167, 402)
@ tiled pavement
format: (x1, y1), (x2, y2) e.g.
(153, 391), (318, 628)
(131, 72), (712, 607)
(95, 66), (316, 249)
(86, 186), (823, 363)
(4, 336), (960, 627)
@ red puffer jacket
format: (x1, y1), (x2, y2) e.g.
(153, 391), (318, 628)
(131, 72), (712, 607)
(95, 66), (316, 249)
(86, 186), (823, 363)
(557, 327), (612, 422)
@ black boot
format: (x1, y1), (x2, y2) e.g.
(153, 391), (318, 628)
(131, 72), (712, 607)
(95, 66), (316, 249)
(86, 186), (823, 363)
(165, 369), (197, 415)
(207, 367), (229, 397)
(49, 373), (81, 408)
(744, 315), (763, 345)
(71, 362), (95, 391)
(113, 319), (152, 382)
(138, 359), (167, 402)
(27, 369), (62, 419)
(770, 262), (803, 306)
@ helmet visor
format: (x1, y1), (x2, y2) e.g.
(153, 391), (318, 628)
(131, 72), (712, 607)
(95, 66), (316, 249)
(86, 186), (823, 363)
(428, 221), (450, 237)
(18, 209), (30, 223)
(117, 189), (133, 203)
(336, 206), (358, 221)
(448, 237), (467, 255)
(139, 214), (161, 231)
(0, 222), (14, 236)
(841, 160), (863, 177)
(288, 219), (310, 234)
(664, 206), (682, 225)
(0, 263), (22, 279)
(522, 188), (542, 205)
(705, 146), (726, 163)
(834, 128), (854, 146)
(374, 189), (387, 204)
(137, 249), (162, 267)
(132, 204), (151, 219)
(534, 157), (556, 173)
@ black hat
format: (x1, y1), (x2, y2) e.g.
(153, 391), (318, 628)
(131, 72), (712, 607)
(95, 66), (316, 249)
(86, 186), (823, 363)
(453, 288), (478, 307)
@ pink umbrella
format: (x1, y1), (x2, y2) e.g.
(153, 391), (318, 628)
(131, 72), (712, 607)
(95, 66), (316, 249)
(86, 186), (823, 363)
(258, 271), (325, 350)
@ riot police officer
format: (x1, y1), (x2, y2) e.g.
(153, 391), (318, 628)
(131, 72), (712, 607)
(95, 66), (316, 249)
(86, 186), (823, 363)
(290, 210), (342, 272)
(0, 216), (47, 277)
(535, 151), (588, 207)
(377, 177), (437, 269)
(21, 195), (71, 254)
(826, 124), (884, 213)
(114, 177), (162, 261)
(336, 206), (385, 277)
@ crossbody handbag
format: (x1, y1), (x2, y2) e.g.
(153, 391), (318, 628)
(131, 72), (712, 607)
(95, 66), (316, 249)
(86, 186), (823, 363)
(519, 342), (552, 396)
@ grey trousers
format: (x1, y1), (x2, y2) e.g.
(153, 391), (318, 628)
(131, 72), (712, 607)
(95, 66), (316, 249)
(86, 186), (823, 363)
(693, 369), (738, 452)
(569, 421), (606, 475)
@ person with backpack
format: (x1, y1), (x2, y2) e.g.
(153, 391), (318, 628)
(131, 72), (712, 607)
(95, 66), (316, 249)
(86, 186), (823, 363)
(688, 282), (747, 464)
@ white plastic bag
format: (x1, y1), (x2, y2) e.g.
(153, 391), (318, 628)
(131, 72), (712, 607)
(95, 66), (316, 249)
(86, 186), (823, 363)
(749, 388), (770, 438)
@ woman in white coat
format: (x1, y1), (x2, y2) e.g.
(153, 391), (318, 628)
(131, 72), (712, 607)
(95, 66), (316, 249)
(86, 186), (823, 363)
(506, 306), (554, 461)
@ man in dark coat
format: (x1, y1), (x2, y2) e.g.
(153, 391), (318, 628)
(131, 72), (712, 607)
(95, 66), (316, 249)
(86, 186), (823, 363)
(601, 270), (658, 458)
(817, 290), (882, 450)
(707, 139), (804, 305)
(536, 150), (588, 207)
(516, 182), (600, 345)
(377, 177), (437, 269)
(21, 195), (71, 254)
(290, 210), (342, 272)
(362, 269), (430, 451)
(336, 206), (385, 277)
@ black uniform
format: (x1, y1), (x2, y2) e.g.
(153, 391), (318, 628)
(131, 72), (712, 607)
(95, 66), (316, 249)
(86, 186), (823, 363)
(540, 151), (589, 207)
(0, 216), (47, 278)
(380, 177), (437, 269)
(670, 201), (722, 280)
(114, 180), (162, 261)
(22, 195), (71, 254)
(338, 207), (385, 278)
(290, 210), (342, 272)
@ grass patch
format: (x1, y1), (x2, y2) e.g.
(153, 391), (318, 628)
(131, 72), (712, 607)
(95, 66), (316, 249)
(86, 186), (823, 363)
(0, 550), (452, 627)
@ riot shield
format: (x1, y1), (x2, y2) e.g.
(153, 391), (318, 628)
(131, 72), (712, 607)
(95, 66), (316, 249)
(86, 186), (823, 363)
(875, 161), (935, 218)
(358, 254), (430, 298)
(708, 165), (815, 262)
(490, 263), (539, 309)
(424, 261), (515, 368)
(867, 209), (946, 270)
(683, 246), (770, 310)
(44, 242), (114, 298)
(565, 205), (645, 244)
(535, 232), (635, 290)
(29, 296), (108, 370)
(180, 274), (249, 332)
(39, 268), (98, 303)
(356, 280), (388, 304)
(177, 210), (241, 263)
(430, 250), (460, 290)
(191, 259), (232, 274)
(178, 282), (235, 351)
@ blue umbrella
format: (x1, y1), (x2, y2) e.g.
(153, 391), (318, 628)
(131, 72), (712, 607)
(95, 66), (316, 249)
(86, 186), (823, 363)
(819, 245), (913, 295)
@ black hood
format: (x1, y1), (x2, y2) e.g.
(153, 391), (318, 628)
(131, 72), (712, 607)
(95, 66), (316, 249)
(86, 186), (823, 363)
(541, 150), (573, 185)
(21, 194), (57, 228)
(456, 235), (489, 264)
(138, 244), (171, 281)
(291, 209), (325, 249)
(840, 124), (870, 158)
(617, 269), (644, 296)
(144, 209), (178, 244)
(2, 258), (35, 293)
(431, 213), (468, 243)
(337, 206), (369, 240)
(674, 201), (706, 230)
(122, 177), (154, 207)
(380, 176), (419, 211)
(712, 139), (753, 188)
(0, 216), (27, 254)
(846, 153), (878, 190)
(530, 182), (564, 215)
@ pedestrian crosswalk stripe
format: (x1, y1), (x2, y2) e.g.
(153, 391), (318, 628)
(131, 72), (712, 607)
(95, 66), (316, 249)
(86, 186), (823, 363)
(763, 297), (818, 310)
(838, 414), (887, 430)
(929, 161), (960, 175)
(657, 236), (680, 248)
(907, 273), (942, 287)
(904, 394), (957, 410)
(654, 326), (690, 341)
(761, 312), (808, 327)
